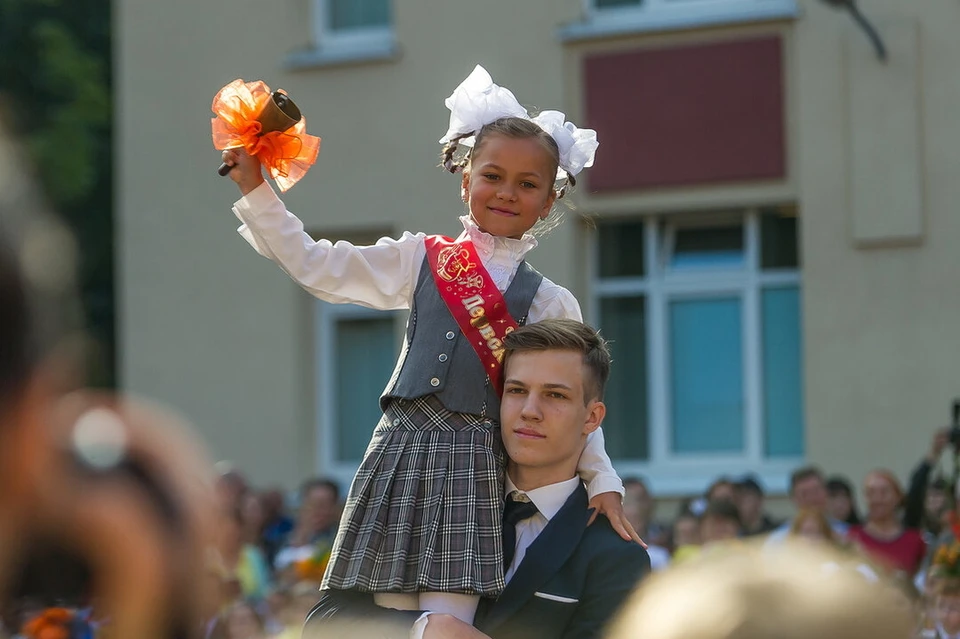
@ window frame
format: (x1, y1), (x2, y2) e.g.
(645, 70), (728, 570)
(571, 0), (798, 38)
(590, 209), (802, 495)
(311, 0), (394, 57)
(315, 300), (401, 491)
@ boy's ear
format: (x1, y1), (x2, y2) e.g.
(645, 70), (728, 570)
(582, 399), (605, 436)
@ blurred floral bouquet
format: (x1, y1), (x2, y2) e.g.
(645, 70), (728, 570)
(294, 544), (332, 583)
(932, 541), (960, 581)
(22, 607), (78, 639)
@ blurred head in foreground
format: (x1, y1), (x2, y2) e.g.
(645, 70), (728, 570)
(0, 108), (217, 639)
(605, 540), (914, 639)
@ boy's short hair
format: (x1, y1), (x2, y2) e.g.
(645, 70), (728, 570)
(502, 319), (611, 404)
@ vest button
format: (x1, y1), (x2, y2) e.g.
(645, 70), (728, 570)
(438, 353), (448, 362)
(445, 331), (456, 340)
(430, 377), (441, 387)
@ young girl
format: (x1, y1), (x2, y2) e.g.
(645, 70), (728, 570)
(220, 65), (633, 622)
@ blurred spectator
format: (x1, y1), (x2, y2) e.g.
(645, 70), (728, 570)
(701, 499), (742, 547)
(0, 125), (219, 639)
(924, 478), (951, 543)
(930, 579), (960, 639)
(789, 508), (844, 549)
(672, 508), (701, 563)
(685, 477), (737, 525)
(909, 430), (953, 548)
(274, 478), (340, 582)
(919, 571), (945, 637)
(735, 475), (780, 536)
(215, 507), (272, 601)
(216, 465), (250, 514)
(848, 469), (926, 578)
(260, 489), (295, 566)
(622, 477), (670, 548)
(706, 477), (737, 503)
(827, 475), (862, 526)
(605, 541), (914, 639)
(769, 466), (848, 542)
(242, 492), (267, 548)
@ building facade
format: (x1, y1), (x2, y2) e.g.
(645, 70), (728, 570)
(116, 0), (960, 496)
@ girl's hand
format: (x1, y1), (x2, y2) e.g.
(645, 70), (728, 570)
(588, 492), (647, 547)
(221, 148), (265, 195)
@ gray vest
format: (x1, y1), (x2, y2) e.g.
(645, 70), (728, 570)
(380, 256), (544, 417)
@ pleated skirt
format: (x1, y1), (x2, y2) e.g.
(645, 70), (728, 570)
(321, 394), (507, 596)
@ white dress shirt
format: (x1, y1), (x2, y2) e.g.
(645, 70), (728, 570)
(231, 181), (623, 499)
(503, 475), (581, 582)
(411, 475), (583, 639)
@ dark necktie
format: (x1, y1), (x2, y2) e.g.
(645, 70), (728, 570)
(502, 491), (539, 572)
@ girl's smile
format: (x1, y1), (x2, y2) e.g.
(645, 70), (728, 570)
(462, 134), (557, 239)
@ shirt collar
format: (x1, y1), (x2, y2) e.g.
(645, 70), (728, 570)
(457, 214), (538, 261)
(505, 475), (580, 522)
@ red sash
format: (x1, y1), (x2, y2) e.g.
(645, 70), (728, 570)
(424, 235), (518, 396)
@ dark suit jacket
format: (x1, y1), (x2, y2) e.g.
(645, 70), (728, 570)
(304, 483), (650, 639)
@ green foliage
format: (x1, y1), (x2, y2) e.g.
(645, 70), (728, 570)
(0, 0), (114, 386)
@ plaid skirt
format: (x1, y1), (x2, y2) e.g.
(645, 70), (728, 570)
(321, 394), (507, 596)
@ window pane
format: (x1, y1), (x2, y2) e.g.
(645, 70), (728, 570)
(598, 221), (645, 278)
(599, 296), (648, 460)
(670, 298), (744, 453)
(760, 208), (800, 269)
(329, 0), (390, 30)
(336, 317), (396, 461)
(595, 0), (642, 7)
(670, 225), (744, 269)
(762, 287), (804, 456)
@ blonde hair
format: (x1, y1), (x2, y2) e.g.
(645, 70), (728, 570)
(788, 508), (838, 542)
(864, 469), (905, 505)
(606, 541), (913, 639)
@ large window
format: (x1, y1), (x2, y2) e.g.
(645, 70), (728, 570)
(315, 301), (400, 488)
(312, 0), (393, 56)
(593, 207), (802, 493)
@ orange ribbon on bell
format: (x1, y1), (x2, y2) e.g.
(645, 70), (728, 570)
(211, 78), (320, 192)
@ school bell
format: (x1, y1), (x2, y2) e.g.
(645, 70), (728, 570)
(217, 90), (303, 176)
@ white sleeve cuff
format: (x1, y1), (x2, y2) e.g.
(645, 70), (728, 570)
(410, 612), (433, 639)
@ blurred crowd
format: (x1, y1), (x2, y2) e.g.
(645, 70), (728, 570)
(199, 470), (344, 639)
(618, 427), (960, 639)
(135, 421), (957, 639)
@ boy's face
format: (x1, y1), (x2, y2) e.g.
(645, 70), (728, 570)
(500, 350), (605, 484)
(938, 594), (960, 633)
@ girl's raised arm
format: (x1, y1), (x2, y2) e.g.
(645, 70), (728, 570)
(232, 181), (425, 311)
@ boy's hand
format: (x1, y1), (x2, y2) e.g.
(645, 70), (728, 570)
(588, 491), (646, 547)
(221, 148), (265, 195)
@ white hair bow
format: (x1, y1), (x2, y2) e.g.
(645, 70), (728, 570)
(439, 65), (599, 179)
